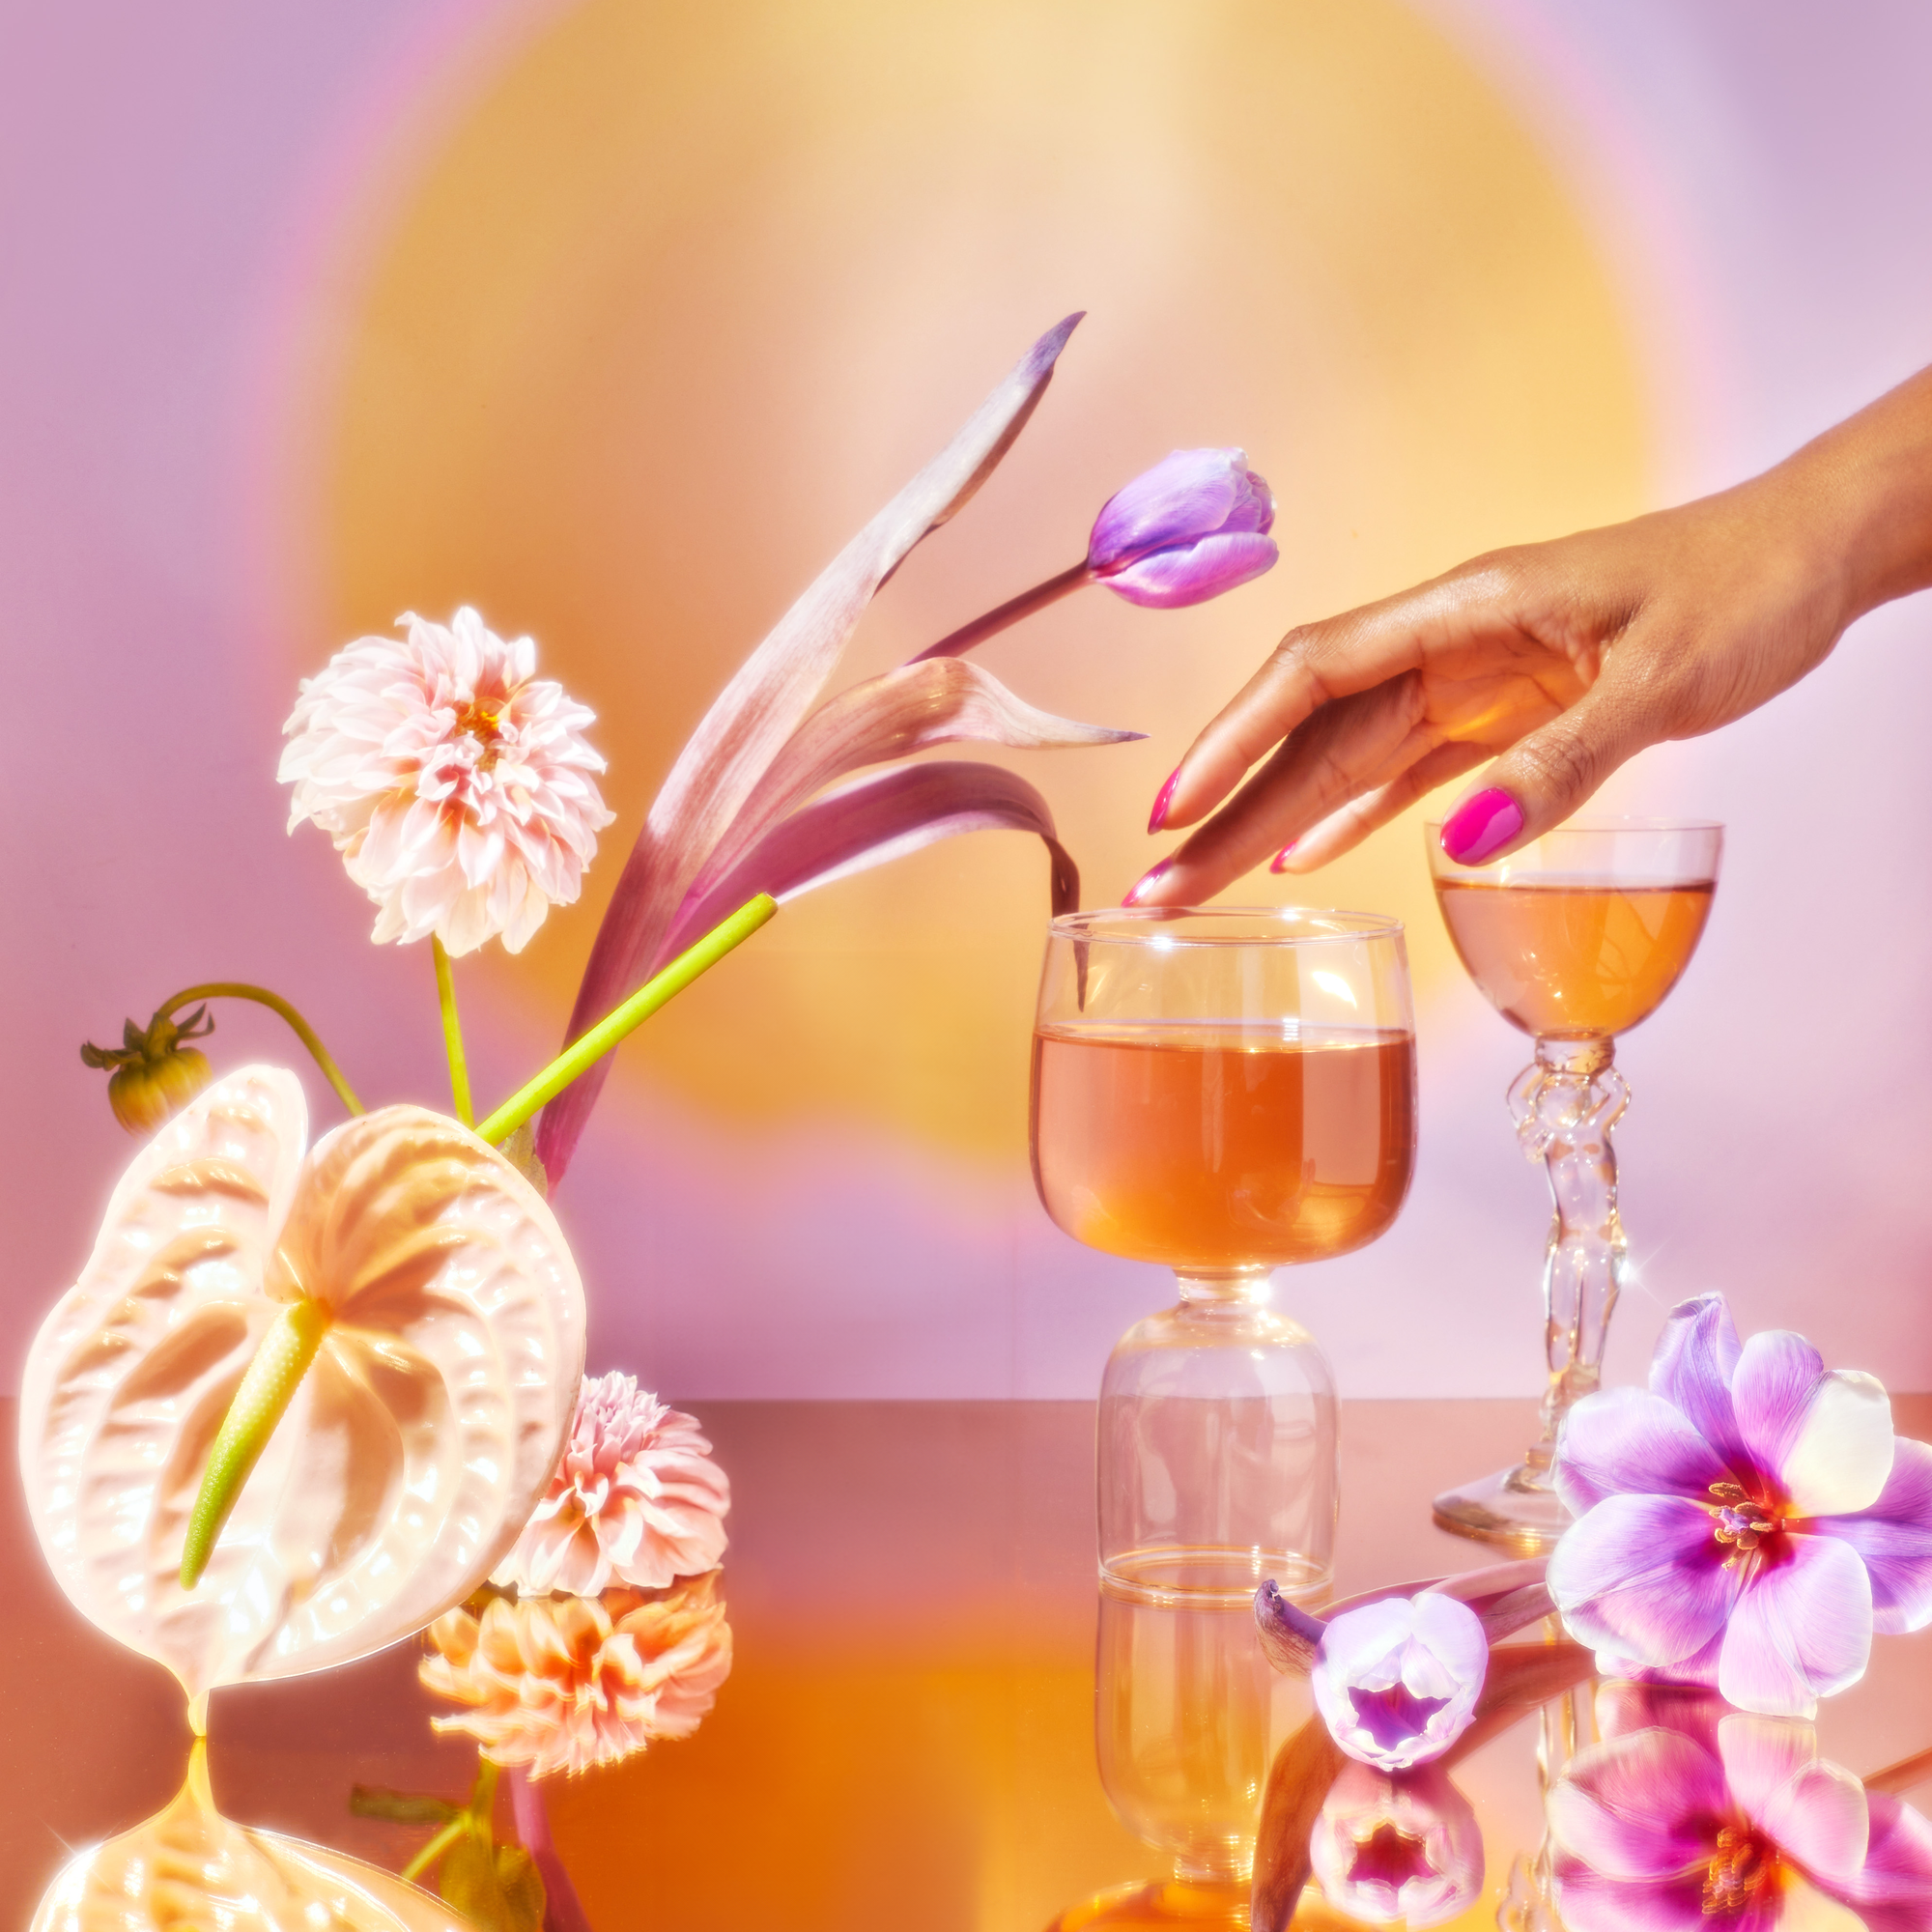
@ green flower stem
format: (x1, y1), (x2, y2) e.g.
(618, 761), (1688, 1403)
(160, 983), (364, 1116)
(432, 937), (474, 1127)
(179, 1299), (330, 1589)
(401, 1814), (469, 1885)
(475, 894), (779, 1148)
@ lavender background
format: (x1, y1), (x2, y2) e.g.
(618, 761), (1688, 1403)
(4, 1), (1930, 1399)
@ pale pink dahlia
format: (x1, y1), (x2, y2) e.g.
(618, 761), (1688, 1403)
(421, 1574), (731, 1778)
(494, 1374), (730, 1596)
(279, 608), (614, 957)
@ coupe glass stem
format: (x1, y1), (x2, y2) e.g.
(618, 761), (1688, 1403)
(1511, 1037), (1630, 1482)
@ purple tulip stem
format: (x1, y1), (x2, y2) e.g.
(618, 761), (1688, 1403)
(508, 1766), (597, 1932)
(906, 561), (1090, 662)
(1866, 1744), (1932, 1797)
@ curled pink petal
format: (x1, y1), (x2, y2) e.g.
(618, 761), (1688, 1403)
(1812, 1435), (1932, 1634)
(1717, 1532), (1872, 1718)
(1554, 1385), (1732, 1517)
(1094, 529), (1279, 609)
(1840, 1792), (1932, 1931)
(1549, 1492), (1744, 1665)
(1730, 1330), (1828, 1485)
(1717, 1713), (1867, 1882)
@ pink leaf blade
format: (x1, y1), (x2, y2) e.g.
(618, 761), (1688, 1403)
(538, 314), (1084, 1184)
(681, 657), (1137, 917)
(668, 760), (1081, 960)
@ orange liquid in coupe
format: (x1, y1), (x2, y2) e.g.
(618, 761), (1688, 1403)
(1029, 1024), (1414, 1270)
(1435, 878), (1716, 1038)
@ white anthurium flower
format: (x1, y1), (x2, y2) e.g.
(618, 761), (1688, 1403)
(19, 1065), (585, 1705)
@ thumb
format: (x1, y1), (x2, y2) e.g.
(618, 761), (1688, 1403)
(1436, 681), (1653, 867)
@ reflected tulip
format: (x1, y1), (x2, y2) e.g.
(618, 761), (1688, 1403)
(1310, 1761), (1484, 1928)
(1550, 1293), (1932, 1718)
(1086, 447), (1278, 609)
(1310, 1593), (1489, 1771)
(1548, 1688), (1932, 1932)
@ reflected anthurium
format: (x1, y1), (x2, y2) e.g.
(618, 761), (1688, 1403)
(1548, 1685), (1932, 1932)
(1308, 1760), (1484, 1929)
(30, 1741), (469, 1932)
(19, 1066), (586, 1705)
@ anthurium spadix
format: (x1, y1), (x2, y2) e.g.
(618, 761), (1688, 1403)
(20, 1065), (585, 1705)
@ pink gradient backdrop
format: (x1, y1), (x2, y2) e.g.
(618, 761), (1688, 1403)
(4, 2), (1931, 1399)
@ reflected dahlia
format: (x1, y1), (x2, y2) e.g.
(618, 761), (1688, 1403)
(280, 608), (613, 956)
(421, 1573), (731, 1778)
(494, 1374), (729, 1596)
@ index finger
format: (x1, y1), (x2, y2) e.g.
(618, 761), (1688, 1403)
(1159, 560), (1515, 832)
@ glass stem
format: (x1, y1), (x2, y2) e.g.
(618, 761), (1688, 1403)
(1511, 1037), (1630, 1481)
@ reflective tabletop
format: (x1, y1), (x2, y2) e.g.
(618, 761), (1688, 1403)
(11, 1394), (1932, 1929)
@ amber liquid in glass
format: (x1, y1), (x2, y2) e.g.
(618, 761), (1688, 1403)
(1434, 878), (1715, 1039)
(1029, 1024), (1414, 1271)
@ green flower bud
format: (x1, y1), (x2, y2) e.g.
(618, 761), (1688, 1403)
(81, 1005), (217, 1135)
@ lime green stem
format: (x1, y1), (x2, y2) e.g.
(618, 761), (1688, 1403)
(160, 983), (363, 1116)
(180, 1299), (330, 1589)
(401, 1814), (468, 1885)
(432, 938), (474, 1126)
(475, 894), (779, 1147)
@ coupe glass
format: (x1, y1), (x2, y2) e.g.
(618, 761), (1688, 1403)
(1426, 818), (1722, 1549)
(1030, 907), (1415, 1881)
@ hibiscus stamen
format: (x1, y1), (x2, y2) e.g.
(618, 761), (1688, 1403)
(1706, 1481), (1778, 1563)
(1700, 1823), (1776, 1917)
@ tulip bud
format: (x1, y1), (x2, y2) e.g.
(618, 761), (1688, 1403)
(1086, 447), (1279, 609)
(1310, 1594), (1490, 1772)
(81, 1005), (216, 1135)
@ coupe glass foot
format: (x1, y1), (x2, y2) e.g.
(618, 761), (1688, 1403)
(1432, 1463), (1573, 1553)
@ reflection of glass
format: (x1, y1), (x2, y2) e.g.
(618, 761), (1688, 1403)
(1032, 908), (1417, 1611)
(1426, 822), (1721, 1551)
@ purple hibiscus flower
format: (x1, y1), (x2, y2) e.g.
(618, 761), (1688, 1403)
(1548, 1294), (1932, 1718)
(1548, 1684), (1932, 1932)
(1085, 447), (1278, 608)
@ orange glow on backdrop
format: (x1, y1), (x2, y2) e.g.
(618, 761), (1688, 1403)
(301, 0), (1649, 1167)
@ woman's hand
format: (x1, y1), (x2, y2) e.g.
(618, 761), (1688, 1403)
(1128, 364), (1932, 900)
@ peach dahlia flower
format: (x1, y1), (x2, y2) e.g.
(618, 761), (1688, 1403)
(421, 1575), (731, 1778)
(280, 608), (613, 957)
(494, 1373), (730, 1596)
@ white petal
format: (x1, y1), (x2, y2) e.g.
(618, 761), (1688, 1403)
(1782, 1371), (1895, 1517)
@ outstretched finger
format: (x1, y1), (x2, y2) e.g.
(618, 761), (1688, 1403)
(1273, 741), (1492, 874)
(1152, 566), (1513, 835)
(1435, 672), (1655, 867)
(1127, 675), (1436, 905)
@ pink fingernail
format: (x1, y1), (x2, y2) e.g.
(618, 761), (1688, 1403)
(1148, 767), (1180, 834)
(1440, 788), (1523, 865)
(1122, 859), (1172, 907)
(1268, 841), (1297, 874)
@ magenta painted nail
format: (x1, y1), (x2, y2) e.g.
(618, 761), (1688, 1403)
(1268, 841), (1297, 873)
(1148, 767), (1181, 834)
(1122, 859), (1172, 907)
(1439, 788), (1523, 866)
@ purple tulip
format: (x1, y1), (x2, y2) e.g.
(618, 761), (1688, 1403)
(1548, 1293), (1932, 1719)
(1548, 1686), (1932, 1931)
(1086, 448), (1279, 609)
(1311, 1761), (1485, 1929)
(1310, 1593), (1490, 1772)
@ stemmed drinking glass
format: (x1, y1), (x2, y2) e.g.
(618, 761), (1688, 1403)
(1030, 907), (1415, 1885)
(1425, 818), (1722, 1550)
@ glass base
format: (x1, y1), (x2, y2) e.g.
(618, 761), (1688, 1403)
(1043, 1878), (1249, 1931)
(1432, 1462), (1574, 1553)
